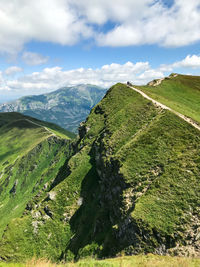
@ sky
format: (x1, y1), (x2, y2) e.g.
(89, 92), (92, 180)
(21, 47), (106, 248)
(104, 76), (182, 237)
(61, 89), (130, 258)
(1, 0), (200, 102)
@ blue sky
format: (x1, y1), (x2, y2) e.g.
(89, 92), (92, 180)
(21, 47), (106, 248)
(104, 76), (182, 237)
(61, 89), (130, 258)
(1, 0), (200, 102)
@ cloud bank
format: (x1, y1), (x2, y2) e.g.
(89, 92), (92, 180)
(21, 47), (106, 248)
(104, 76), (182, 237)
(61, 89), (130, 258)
(0, 0), (200, 54)
(2, 54), (200, 97)
(4, 61), (155, 95)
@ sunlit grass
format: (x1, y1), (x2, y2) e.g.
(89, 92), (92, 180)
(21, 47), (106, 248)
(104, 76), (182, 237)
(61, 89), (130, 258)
(137, 74), (200, 124)
(1, 255), (200, 267)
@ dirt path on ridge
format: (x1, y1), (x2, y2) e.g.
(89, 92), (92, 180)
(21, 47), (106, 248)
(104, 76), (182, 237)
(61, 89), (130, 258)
(127, 85), (200, 132)
(25, 119), (56, 136)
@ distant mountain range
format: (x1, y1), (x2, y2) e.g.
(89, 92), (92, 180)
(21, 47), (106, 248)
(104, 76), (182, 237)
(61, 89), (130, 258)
(0, 84), (107, 133)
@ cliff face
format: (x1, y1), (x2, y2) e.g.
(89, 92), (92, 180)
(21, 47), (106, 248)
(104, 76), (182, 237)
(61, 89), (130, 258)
(0, 83), (200, 261)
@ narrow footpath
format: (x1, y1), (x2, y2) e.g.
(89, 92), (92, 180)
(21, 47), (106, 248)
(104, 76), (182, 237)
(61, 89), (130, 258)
(127, 85), (200, 132)
(25, 119), (56, 136)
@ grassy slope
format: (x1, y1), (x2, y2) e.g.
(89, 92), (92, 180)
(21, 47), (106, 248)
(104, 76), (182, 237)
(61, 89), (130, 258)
(136, 74), (200, 123)
(0, 112), (76, 139)
(0, 112), (73, 238)
(72, 83), (200, 257)
(0, 83), (200, 261)
(1, 255), (200, 267)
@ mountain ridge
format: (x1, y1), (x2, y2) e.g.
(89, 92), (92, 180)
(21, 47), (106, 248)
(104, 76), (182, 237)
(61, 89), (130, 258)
(0, 76), (200, 262)
(0, 84), (107, 133)
(127, 82), (200, 131)
(136, 73), (200, 125)
(0, 79), (199, 261)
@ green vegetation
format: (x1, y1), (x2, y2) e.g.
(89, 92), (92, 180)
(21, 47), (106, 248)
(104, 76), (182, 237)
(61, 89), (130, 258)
(1, 255), (200, 267)
(136, 74), (200, 124)
(0, 112), (75, 140)
(0, 79), (200, 262)
(0, 112), (73, 240)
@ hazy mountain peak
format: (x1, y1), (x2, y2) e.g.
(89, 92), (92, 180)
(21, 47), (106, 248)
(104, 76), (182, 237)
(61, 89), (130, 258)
(0, 84), (107, 133)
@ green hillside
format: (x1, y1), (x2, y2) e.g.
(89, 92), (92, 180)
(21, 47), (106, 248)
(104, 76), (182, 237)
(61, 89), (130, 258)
(0, 82), (199, 262)
(136, 74), (200, 124)
(0, 112), (74, 239)
(1, 254), (200, 267)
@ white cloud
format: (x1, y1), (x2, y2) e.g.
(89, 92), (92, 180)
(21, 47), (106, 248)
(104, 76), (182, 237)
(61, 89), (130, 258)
(0, 71), (3, 85)
(4, 66), (23, 76)
(138, 70), (164, 80)
(0, 0), (92, 55)
(22, 52), (48, 66)
(173, 55), (200, 69)
(74, 0), (200, 47)
(0, 71), (10, 92)
(3, 61), (160, 96)
(0, 0), (200, 54)
(1, 54), (200, 98)
(160, 55), (200, 72)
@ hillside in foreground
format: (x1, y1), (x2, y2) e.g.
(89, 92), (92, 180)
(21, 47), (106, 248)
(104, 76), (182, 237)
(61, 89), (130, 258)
(0, 80), (199, 263)
(0, 85), (107, 133)
(1, 254), (200, 267)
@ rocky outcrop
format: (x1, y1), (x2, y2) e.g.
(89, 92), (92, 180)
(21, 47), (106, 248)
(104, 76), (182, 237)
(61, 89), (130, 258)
(147, 78), (165, 86)
(147, 73), (179, 87)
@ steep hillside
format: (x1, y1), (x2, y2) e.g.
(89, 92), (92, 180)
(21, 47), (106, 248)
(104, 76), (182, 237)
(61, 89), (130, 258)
(0, 85), (107, 133)
(0, 112), (74, 240)
(0, 82), (199, 262)
(136, 74), (200, 124)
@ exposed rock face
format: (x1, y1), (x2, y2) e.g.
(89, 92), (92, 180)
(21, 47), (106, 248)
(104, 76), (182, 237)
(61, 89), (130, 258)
(48, 191), (56, 201)
(169, 73), (178, 78)
(147, 73), (179, 87)
(168, 212), (200, 257)
(147, 78), (165, 86)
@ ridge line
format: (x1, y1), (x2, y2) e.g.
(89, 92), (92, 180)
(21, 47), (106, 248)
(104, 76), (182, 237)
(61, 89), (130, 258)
(25, 119), (56, 136)
(127, 85), (200, 132)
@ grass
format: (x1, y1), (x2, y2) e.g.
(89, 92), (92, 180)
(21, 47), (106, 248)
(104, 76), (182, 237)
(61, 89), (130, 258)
(136, 74), (200, 124)
(0, 112), (76, 140)
(0, 82), (200, 261)
(0, 112), (73, 239)
(118, 110), (200, 234)
(74, 83), (200, 256)
(29, 117), (76, 139)
(1, 255), (200, 267)
(0, 146), (93, 261)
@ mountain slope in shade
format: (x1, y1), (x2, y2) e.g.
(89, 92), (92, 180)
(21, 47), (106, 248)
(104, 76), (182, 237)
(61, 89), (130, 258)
(0, 84), (107, 133)
(0, 82), (200, 262)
